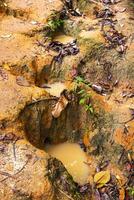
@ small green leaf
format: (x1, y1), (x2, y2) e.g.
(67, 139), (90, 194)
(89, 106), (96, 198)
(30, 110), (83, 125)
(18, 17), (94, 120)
(75, 76), (84, 83)
(127, 187), (134, 197)
(79, 98), (85, 105)
(89, 106), (94, 114)
(77, 89), (85, 95)
(85, 105), (89, 111)
(87, 83), (92, 87)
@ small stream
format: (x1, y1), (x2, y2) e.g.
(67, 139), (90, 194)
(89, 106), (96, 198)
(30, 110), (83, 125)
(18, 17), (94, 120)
(45, 142), (90, 185)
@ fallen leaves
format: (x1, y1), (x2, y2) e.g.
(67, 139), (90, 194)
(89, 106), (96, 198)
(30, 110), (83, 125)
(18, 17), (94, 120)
(93, 0), (127, 53)
(119, 187), (125, 200)
(48, 40), (79, 63)
(116, 175), (125, 200)
(94, 170), (111, 188)
(0, 133), (22, 143)
(83, 134), (90, 147)
(52, 94), (69, 118)
(0, 67), (8, 81)
(62, 0), (82, 18)
(16, 76), (31, 87)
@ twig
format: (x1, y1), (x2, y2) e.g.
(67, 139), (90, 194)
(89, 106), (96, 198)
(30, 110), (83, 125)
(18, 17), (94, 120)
(28, 97), (58, 106)
(0, 171), (12, 177)
(118, 149), (125, 164)
(58, 188), (74, 200)
(12, 139), (17, 161)
(0, 158), (29, 183)
(14, 158), (29, 176)
(119, 116), (134, 124)
(83, 161), (91, 166)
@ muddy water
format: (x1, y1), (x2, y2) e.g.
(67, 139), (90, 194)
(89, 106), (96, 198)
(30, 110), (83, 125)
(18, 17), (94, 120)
(45, 142), (89, 185)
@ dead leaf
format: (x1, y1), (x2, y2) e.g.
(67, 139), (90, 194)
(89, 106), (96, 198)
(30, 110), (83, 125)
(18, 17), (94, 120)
(116, 175), (125, 200)
(16, 76), (31, 87)
(83, 134), (90, 147)
(94, 170), (110, 188)
(0, 67), (8, 81)
(119, 187), (125, 200)
(127, 153), (132, 162)
(52, 95), (68, 118)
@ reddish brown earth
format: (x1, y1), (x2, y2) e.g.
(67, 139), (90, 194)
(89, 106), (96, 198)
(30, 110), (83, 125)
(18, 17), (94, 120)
(0, 0), (133, 199)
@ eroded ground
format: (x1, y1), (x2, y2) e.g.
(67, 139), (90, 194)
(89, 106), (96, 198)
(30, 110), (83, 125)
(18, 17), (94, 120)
(0, 0), (133, 199)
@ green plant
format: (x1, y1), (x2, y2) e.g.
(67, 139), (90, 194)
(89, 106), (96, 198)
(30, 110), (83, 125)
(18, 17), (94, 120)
(75, 76), (85, 84)
(78, 89), (94, 114)
(127, 187), (134, 197)
(74, 76), (93, 114)
(47, 18), (64, 32)
(75, 76), (91, 87)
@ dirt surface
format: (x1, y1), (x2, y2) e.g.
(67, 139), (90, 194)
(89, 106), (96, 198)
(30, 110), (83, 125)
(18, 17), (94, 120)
(0, 0), (133, 199)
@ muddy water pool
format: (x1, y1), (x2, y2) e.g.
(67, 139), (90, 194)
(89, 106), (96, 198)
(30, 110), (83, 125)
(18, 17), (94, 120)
(45, 142), (89, 185)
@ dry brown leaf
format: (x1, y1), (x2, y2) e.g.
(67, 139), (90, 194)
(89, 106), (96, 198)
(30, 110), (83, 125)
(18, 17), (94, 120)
(83, 134), (90, 147)
(52, 95), (68, 118)
(0, 67), (8, 81)
(119, 187), (125, 200)
(16, 76), (31, 87)
(94, 170), (110, 188)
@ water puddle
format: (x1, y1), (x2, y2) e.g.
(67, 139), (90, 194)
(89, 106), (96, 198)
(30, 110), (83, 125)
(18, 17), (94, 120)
(45, 142), (89, 185)
(54, 34), (74, 44)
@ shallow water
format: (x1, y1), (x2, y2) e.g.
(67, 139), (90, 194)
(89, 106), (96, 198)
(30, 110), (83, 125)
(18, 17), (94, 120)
(45, 142), (89, 185)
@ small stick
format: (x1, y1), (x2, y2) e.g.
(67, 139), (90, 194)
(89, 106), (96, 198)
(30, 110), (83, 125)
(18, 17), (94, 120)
(119, 116), (134, 124)
(83, 161), (91, 166)
(0, 158), (29, 183)
(29, 97), (58, 105)
(58, 188), (74, 200)
(12, 139), (17, 161)
(0, 171), (12, 177)
(118, 149), (125, 164)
